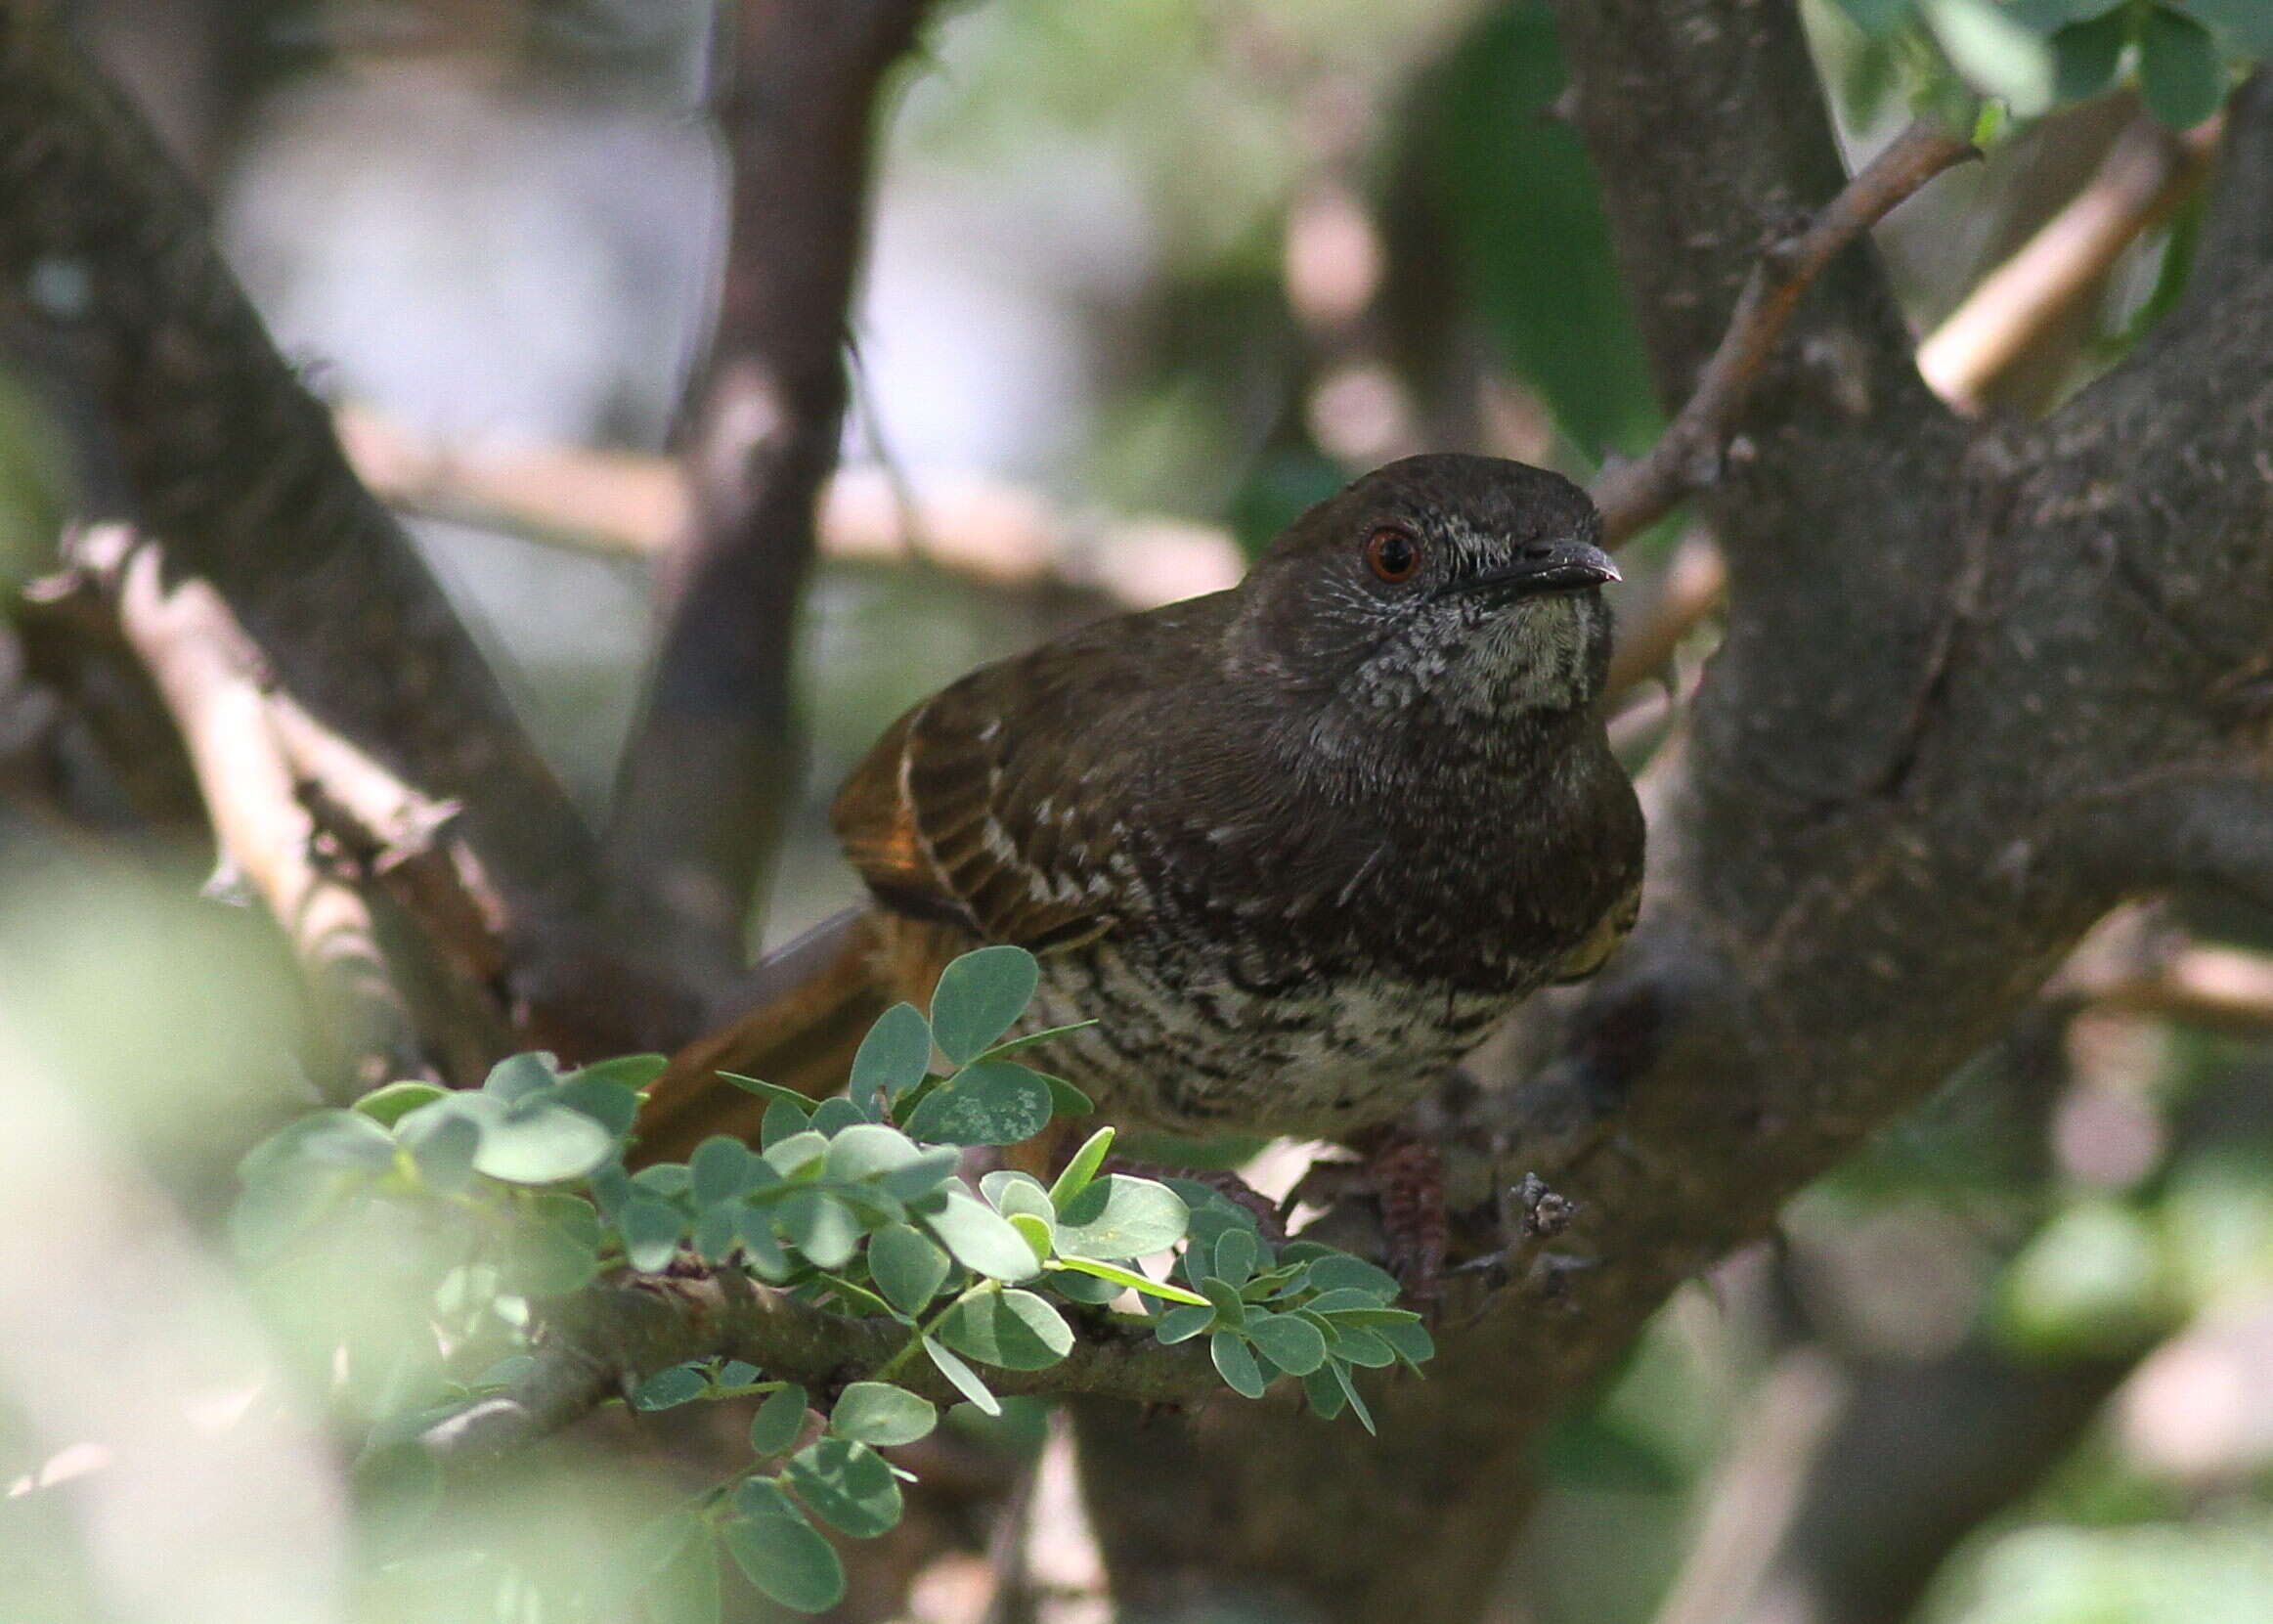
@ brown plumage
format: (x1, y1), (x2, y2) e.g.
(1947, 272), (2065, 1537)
(634, 454), (1644, 1165)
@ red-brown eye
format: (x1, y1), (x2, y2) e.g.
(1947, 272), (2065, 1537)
(1364, 525), (1421, 584)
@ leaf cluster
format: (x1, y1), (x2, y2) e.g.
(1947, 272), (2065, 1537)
(1826, 0), (2267, 129)
(230, 945), (1432, 1617)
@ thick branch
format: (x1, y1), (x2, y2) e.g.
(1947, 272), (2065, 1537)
(605, 0), (933, 965)
(0, 16), (677, 1054)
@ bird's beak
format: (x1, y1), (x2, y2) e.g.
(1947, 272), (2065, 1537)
(1459, 541), (1621, 600)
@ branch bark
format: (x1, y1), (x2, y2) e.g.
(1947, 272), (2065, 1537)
(604, 0), (934, 968)
(1062, 8), (2273, 1621)
(0, 13), (684, 1057)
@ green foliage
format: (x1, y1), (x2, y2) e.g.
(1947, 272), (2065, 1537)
(231, 945), (1430, 1618)
(1417, 2), (1661, 462)
(1822, 0), (2264, 127)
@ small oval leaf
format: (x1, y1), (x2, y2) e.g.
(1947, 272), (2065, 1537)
(928, 946), (1039, 1066)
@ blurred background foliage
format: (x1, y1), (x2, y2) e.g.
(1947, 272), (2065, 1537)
(10, 1), (2273, 1620)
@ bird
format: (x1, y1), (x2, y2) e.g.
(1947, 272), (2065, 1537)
(634, 453), (1645, 1190)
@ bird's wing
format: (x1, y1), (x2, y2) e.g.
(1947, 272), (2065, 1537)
(832, 600), (1227, 950)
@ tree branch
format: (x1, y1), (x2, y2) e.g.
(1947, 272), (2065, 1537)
(78, 524), (425, 1095)
(604, 0), (934, 966)
(418, 1269), (1218, 1472)
(1589, 118), (1976, 546)
(0, 14), (683, 1056)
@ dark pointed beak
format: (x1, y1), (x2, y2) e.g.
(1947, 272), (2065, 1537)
(1459, 541), (1620, 600)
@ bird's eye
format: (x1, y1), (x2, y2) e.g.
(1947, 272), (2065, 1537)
(1364, 525), (1421, 584)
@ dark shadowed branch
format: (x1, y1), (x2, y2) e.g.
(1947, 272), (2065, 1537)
(605, 0), (935, 973)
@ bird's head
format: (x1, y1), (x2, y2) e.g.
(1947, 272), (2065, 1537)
(1230, 454), (1618, 736)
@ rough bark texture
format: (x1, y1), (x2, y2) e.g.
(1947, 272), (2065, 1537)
(1064, 15), (2273, 1623)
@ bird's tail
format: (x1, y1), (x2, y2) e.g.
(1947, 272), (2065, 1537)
(631, 908), (893, 1165)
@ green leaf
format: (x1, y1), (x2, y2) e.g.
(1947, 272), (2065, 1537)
(1051, 1256), (1210, 1306)
(1924, 0), (2057, 113)
(718, 1073), (817, 1117)
(268, 1109), (400, 1173)
(809, 1097), (868, 1138)
(1302, 1365), (1348, 1421)
(690, 1136), (761, 1207)
(401, 1110), (481, 1195)
(928, 946), (1039, 1065)
(829, 1382), (938, 1446)
(869, 1223), (952, 1315)
(1209, 1331), (1268, 1398)
(878, 1148), (963, 1205)
(354, 1080), (446, 1127)
(1006, 1212), (1053, 1265)
(1323, 1324), (1397, 1369)
(736, 1207), (793, 1281)
(1154, 1304), (1215, 1344)
(1246, 1311), (1329, 1376)
(926, 1191), (1045, 1282)
(1333, 1362), (1377, 1434)
(2139, 5), (2229, 127)
(634, 1163), (693, 1199)
(1054, 1175), (1190, 1261)
(763, 1130), (830, 1178)
(1047, 1126), (1115, 1210)
(1378, 1318), (1437, 1370)
(2050, 8), (2130, 101)
(1212, 1228), (1258, 1288)
(749, 1384), (809, 1456)
(1304, 1254), (1403, 1299)
(515, 1213), (601, 1295)
(922, 1335), (1000, 1416)
(785, 1436), (904, 1538)
(560, 1052), (668, 1093)
(721, 1496), (844, 1615)
(632, 1364), (709, 1411)
(1422, 2), (1661, 458)
(691, 1205), (739, 1265)
(422, 1092), (614, 1186)
(901, 1061), (1054, 1147)
(640, 1514), (721, 1624)
(2177, 0), (2273, 55)
(852, 1002), (934, 1107)
(717, 1360), (762, 1390)
(1034, 1072), (1094, 1118)
(779, 1191), (860, 1270)
(1827, 0), (1918, 37)
(483, 1051), (557, 1101)
(976, 1019), (1098, 1061)
(554, 1075), (645, 1138)
(1200, 1278), (1247, 1330)
(937, 1289), (1075, 1370)
(825, 1122), (927, 1183)
(620, 1195), (685, 1272)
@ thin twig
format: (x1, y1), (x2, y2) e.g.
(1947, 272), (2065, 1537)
(1918, 116), (2220, 413)
(1604, 529), (1727, 706)
(1590, 119), (1976, 547)
(336, 406), (1245, 611)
